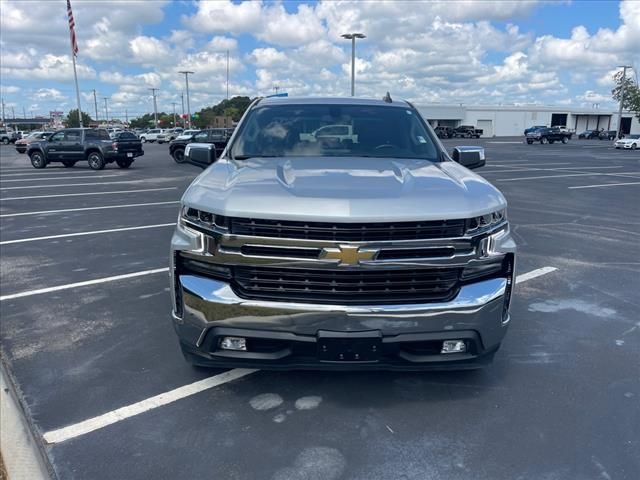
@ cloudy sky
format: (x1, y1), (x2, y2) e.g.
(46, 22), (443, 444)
(1, 0), (639, 121)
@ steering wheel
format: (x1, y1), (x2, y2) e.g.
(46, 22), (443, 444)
(374, 144), (396, 150)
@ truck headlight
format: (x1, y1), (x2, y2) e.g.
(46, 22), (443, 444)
(181, 206), (218, 230)
(466, 209), (507, 234)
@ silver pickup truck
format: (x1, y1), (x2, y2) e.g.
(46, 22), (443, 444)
(171, 96), (516, 370)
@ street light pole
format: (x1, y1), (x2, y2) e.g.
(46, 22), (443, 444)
(180, 91), (185, 128)
(171, 102), (177, 127)
(103, 97), (109, 125)
(615, 65), (632, 141)
(341, 33), (366, 96)
(179, 71), (194, 129)
(149, 88), (159, 128)
(92, 89), (99, 122)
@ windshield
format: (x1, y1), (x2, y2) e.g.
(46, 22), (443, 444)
(625, 134), (640, 139)
(230, 104), (439, 161)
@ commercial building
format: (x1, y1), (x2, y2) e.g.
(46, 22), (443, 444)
(416, 104), (640, 137)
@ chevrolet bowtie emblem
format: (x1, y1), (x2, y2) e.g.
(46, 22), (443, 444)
(320, 245), (378, 265)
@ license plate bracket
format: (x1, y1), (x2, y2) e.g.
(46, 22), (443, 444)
(317, 330), (382, 362)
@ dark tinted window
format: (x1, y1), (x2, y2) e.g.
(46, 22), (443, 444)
(116, 131), (137, 140)
(85, 129), (111, 140)
(231, 104), (439, 160)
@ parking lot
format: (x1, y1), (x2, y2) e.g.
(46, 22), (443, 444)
(1, 139), (639, 479)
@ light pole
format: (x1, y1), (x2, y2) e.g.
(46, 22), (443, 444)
(179, 71), (194, 128)
(149, 88), (159, 128)
(341, 33), (366, 96)
(92, 89), (99, 122)
(615, 65), (632, 140)
(171, 102), (177, 127)
(103, 97), (109, 125)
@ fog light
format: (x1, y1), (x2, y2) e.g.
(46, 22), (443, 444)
(441, 340), (466, 354)
(220, 337), (247, 351)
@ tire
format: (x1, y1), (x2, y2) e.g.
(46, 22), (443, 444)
(140, 137), (147, 143)
(172, 148), (186, 163)
(562, 137), (568, 144)
(62, 160), (76, 168)
(116, 159), (133, 168)
(30, 151), (46, 169)
(540, 137), (548, 144)
(87, 151), (105, 170)
(17, 149), (26, 154)
(526, 140), (533, 144)
(632, 144), (637, 150)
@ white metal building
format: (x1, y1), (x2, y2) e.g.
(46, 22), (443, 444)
(416, 104), (640, 137)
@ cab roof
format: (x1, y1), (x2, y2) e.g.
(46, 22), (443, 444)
(257, 96), (410, 108)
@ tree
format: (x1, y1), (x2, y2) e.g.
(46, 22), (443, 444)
(64, 109), (93, 128)
(612, 70), (640, 121)
(193, 96), (253, 128)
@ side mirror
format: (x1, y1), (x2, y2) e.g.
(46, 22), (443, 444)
(184, 142), (217, 169)
(452, 146), (486, 170)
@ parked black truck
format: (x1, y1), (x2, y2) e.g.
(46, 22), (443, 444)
(453, 125), (483, 138)
(169, 128), (233, 164)
(27, 128), (144, 170)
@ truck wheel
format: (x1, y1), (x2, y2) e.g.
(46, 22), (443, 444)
(540, 137), (548, 144)
(140, 137), (147, 143)
(116, 159), (133, 169)
(562, 137), (568, 144)
(2, 137), (9, 145)
(30, 151), (46, 169)
(87, 152), (105, 170)
(62, 160), (76, 168)
(172, 148), (186, 163)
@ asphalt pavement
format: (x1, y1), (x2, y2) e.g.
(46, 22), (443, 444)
(1, 138), (639, 480)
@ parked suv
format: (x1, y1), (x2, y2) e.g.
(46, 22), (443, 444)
(27, 128), (143, 170)
(139, 128), (165, 143)
(525, 127), (572, 144)
(0, 128), (18, 144)
(169, 128), (232, 163)
(171, 97), (515, 371)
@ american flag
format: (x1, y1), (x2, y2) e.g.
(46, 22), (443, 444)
(67, 0), (78, 56)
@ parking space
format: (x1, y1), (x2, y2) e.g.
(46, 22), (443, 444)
(1, 139), (639, 479)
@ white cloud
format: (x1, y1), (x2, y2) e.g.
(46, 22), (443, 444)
(183, 0), (263, 35)
(32, 88), (66, 101)
(129, 36), (172, 65)
(208, 36), (238, 52)
(3, 54), (96, 81)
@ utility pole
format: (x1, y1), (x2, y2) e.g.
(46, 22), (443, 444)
(615, 65), (632, 140)
(180, 91), (185, 128)
(125, 108), (128, 125)
(171, 102), (177, 127)
(341, 33), (366, 96)
(178, 71), (194, 129)
(1, 97), (5, 124)
(226, 50), (230, 100)
(103, 97), (109, 124)
(149, 88), (159, 128)
(92, 89), (99, 122)
(23, 106), (26, 119)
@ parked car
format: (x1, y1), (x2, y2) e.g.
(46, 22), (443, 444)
(169, 128), (232, 163)
(27, 128), (144, 170)
(524, 125), (547, 135)
(525, 127), (572, 144)
(139, 128), (165, 143)
(453, 125), (483, 138)
(434, 126), (454, 139)
(0, 128), (18, 144)
(614, 134), (639, 150)
(15, 131), (53, 153)
(598, 130), (617, 140)
(578, 130), (600, 139)
(174, 129), (200, 140)
(108, 128), (124, 139)
(171, 96), (515, 371)
(161, 128), (184, 142)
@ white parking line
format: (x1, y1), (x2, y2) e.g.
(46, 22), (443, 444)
(1, 187), (176, 201)
(482, 166), (623, 174)
(42, 369), (258, 444)
(0, 180), (147, 190)
(0, 223), (176, 245)
(498, 172), (640, 182)
(38, 266), (557, 444)
(0, 200), (180, 218)
(515, 266), (558, 284)
(1, 174), (120, 183)
(568, 181), (640, 190)
(1, 170), (102, 177)
(0, 268), (169, 301)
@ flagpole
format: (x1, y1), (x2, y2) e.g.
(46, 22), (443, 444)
(71, 50), (83, 128)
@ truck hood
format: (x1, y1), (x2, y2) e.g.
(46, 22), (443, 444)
(183, 156), (507, 222)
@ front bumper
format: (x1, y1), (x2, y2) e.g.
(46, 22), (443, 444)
(173, 272), (511, 370)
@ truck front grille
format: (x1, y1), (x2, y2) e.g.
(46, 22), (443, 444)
(227, 217), (466, 241)
(232, 266), (461, 305)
